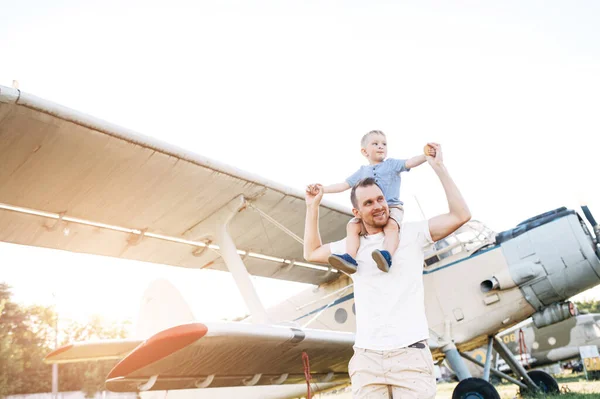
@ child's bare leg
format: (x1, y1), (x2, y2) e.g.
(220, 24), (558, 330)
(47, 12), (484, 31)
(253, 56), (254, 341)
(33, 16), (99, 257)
(328, 219), (361, 274)
(383, 219), (400, 256)
(345, 220), (362, 259)
(372, 215), (400, 273)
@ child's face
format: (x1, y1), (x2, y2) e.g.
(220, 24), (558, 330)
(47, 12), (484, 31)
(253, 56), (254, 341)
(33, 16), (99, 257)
(361, 133), (387, 163)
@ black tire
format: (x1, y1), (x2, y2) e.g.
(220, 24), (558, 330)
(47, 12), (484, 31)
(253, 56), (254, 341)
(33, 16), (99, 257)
(452, 377), (501, 399)
(519, 370), (560, 396)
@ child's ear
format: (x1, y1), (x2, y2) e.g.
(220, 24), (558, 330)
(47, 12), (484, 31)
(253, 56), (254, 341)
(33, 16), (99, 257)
(360, 148), (368, 157)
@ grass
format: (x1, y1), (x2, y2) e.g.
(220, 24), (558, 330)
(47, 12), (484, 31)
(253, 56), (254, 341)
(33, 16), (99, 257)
(436, 372), (600, 398)
(316, 372), (600, 398)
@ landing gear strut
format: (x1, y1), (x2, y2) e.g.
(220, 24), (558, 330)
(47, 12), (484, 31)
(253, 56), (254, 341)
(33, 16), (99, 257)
(445, 335), (560, 398)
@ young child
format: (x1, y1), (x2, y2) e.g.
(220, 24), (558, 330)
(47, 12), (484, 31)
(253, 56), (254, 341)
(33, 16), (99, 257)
(307, 130), (434, 274)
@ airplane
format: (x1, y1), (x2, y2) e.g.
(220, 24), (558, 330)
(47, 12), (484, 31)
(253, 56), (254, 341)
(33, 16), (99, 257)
(1, 83), (600, 398)
(458, 313), (600, 379)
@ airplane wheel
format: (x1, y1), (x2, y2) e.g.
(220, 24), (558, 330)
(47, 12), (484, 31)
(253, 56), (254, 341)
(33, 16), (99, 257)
(452, 377), (501, 399)
(519, 370), (559, 396)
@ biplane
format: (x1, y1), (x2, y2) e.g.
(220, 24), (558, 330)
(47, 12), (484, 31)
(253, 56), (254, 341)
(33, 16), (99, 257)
(1, 85), (599, 398)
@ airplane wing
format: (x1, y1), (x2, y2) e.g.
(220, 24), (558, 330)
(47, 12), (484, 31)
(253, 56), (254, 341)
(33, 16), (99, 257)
(45, 339), (143, 363)
(0, 85), (350, 285)
(45, 322), (354, 392)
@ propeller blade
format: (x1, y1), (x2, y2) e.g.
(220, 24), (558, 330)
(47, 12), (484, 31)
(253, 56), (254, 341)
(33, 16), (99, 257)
(582, 206), (598, 228)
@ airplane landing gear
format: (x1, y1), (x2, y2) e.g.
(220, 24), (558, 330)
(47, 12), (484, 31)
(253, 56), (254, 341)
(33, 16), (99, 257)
(443, 343), (502, 399)
(445, 335), (561, 398)
(519, 370), (559, 396)
(452, 377), (500, 399)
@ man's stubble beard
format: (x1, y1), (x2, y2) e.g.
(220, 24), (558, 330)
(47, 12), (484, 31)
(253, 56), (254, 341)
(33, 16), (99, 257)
(362, 211), (389, 229)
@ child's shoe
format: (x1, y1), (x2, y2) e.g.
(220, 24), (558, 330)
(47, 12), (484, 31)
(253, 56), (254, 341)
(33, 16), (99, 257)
(372, 249), (392, 272)
(328, 253), (358, 274)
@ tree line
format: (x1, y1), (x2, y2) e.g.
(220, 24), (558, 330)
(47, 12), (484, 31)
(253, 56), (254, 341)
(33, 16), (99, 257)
(0, 283), (130, 397)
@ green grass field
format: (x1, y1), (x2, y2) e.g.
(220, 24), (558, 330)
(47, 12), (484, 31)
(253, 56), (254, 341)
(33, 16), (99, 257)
(316, 372), (600, 398)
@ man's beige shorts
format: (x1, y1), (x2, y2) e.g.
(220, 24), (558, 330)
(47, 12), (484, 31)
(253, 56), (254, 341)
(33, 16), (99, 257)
(348, 344), (436, 398)
(349, 206), (404, 236)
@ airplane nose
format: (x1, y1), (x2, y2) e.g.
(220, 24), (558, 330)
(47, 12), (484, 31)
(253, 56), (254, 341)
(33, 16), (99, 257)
(485, 207), (600, 312)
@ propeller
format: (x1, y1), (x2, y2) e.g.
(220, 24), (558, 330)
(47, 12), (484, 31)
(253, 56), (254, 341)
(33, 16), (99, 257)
(581, 205), (600, 246)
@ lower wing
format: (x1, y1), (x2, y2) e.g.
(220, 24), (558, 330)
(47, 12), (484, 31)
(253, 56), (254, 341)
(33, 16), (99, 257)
(46, 322), (355, 392)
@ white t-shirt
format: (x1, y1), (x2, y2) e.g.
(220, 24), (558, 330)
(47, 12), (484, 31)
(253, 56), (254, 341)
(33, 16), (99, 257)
(329, 220), (433, 350)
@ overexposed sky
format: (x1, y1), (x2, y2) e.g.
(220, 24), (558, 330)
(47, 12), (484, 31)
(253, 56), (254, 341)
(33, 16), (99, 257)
(1, 1), (599, 325)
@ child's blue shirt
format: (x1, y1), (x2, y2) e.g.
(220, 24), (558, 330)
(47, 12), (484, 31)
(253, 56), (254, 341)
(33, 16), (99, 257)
(345, 158), (410, 206)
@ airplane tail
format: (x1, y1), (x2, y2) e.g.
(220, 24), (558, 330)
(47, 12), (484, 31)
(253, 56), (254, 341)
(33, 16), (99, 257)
(134, 278), (196, 339)
(45, 278), (196, 365)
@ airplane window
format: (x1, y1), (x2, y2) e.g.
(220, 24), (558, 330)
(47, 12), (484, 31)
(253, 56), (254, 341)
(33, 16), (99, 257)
(425, 255), (439, 266)
(435, 239), (452, 260)
(335, 308), (348, 324)
(423, 220), (497, 268)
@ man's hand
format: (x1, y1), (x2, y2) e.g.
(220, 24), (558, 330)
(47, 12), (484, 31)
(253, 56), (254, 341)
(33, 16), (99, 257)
(305, 184), (324, 207)
(426, 142), (444, 168)
(304, 183), (331, 263)
(426, 142), (471, 241)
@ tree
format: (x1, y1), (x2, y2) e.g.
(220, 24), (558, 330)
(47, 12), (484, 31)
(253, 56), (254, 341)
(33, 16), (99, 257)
(574, 299), (600, 314)
(0, 282), (131, 396)
(58, 317), (130, 394)
(0, 283), (52, 396)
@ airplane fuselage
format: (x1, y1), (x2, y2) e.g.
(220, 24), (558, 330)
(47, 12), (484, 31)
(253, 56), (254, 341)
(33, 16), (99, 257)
(268, 210), (600, 360)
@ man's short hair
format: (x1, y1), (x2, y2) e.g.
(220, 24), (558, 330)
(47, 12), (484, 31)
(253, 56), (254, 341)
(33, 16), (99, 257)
(361, 130), (386, 148)
(351, 177), (383, 208)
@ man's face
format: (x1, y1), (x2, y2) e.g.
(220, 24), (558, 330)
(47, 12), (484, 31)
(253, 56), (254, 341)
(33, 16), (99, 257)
(353, 184), (389, 229)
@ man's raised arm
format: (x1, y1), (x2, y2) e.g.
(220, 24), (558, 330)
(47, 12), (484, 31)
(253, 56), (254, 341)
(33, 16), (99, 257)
(303, 184), (332, 263)
(426, 143), (472, 242)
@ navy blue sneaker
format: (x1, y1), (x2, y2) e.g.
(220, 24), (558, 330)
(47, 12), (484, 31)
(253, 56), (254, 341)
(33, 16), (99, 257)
(328, 253), (358, 275)
(372, 250), (392, 272)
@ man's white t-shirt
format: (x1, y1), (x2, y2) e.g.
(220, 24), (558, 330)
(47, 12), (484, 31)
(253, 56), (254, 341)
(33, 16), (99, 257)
(329, 220), (433, 350)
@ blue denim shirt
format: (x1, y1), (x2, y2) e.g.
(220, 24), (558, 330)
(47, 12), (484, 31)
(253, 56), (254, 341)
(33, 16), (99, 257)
(345, 158), (409, 206)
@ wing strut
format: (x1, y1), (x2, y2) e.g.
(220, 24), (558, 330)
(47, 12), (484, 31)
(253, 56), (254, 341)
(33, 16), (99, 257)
(247, 201), (304, 245)
(213, 195), (270, 324)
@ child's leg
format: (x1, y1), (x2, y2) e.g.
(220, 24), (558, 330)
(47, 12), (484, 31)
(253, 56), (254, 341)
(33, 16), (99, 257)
(383, 218), (400, 255)
(345, 219), (362, 258)
(372, 207), (404, 272)
(328, 218), (362, 275)
(387, 206), (404, 252)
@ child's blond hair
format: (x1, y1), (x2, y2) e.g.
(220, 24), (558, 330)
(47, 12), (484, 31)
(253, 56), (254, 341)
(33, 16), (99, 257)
(361, 130), (386, 148)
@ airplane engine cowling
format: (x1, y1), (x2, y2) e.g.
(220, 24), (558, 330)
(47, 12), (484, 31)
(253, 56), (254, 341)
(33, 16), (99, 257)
(496, 209), (600, 310)
(532, 301), (576, 329)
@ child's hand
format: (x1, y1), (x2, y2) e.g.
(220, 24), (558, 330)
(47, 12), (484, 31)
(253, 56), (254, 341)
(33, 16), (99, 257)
(306, 184), (322, 196)
(305, 184), (324, 207)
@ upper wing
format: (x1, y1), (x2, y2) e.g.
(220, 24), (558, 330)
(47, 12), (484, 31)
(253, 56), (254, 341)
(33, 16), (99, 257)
(0, 85), (350, 285)
(46, 322), (354, 392)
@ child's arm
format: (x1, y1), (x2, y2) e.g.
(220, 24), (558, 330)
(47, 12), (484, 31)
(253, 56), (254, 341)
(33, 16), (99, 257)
(308, 166), (360, 195)
(405, 154), (427, 169)
(306, 182), (351, 195)
(322, 182), (351, 193)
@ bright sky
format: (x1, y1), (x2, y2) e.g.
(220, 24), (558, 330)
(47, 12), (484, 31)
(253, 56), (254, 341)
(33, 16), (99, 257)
(1, 1), (599, 329)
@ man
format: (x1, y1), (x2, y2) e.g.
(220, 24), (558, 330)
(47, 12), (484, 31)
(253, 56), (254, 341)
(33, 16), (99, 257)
(303, 143), (470, 398)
